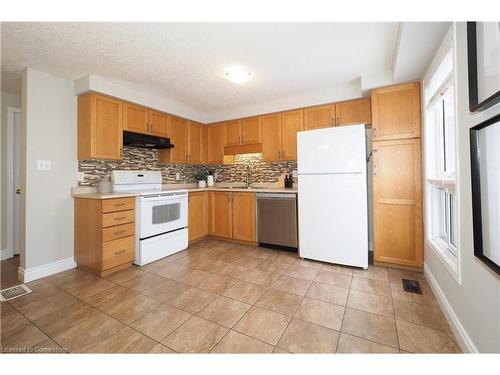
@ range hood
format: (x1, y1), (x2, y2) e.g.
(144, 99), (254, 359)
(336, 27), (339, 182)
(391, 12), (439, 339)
(123, 131), (174, 149)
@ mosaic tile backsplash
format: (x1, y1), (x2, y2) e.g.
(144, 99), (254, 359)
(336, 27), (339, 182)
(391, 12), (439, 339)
(78, 147), (297, 186)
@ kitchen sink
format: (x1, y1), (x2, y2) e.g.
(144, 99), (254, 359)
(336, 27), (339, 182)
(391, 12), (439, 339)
(218, 186), (267, 190)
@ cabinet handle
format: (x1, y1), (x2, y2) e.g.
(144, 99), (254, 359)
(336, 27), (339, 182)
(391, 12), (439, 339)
(114, 216), (126, 221)
(242, 135), (244, 144)
(114, 203), (126, 207)
(114, 230), (126, 235)
(113, 249), (127, 256)
(282, 150), (285, 159)
(120, 148), (123, 157)
(278, 150), (281, 159)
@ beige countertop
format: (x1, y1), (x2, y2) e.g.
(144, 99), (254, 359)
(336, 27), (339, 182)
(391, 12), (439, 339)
(72, 183), (297, 199)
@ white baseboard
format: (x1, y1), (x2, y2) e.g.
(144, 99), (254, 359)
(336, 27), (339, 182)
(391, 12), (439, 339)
(424, 263), (478, 353)
(1, 248), (12, 261)
(18, 257), (76, 283)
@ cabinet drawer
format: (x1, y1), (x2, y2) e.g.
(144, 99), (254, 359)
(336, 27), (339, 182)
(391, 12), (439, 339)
(102, 236), (135, 270)
(102, 198), (135, 213)
(102, 223), (135, 242)
(102, 210), (135, 228)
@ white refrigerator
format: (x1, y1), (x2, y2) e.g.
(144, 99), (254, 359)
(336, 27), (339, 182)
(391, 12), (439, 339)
(297, 124), (368, 269)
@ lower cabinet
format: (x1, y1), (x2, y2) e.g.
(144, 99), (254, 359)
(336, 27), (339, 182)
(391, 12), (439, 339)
(188, 192), (209, 242)
(372, 138), (423, 267)
(209, 191), (233, 238)
(208, 191), (256, 243)
(74, 197), (135, 276)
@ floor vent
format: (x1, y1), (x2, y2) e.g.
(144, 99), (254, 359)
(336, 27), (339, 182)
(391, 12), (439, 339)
(402, 279), (422, 294)
(0, 284), (32, 302)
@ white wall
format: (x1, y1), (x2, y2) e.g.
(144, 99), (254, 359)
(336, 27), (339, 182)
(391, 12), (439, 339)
(424, 23), (500, 353)
(1, 91), (21, 252)
(21, 68), (77, 275)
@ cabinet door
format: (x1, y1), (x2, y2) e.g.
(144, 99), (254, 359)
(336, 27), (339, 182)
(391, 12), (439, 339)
(201, 125), (208, 164)
(187, 121), (203, 164)
(281, 109), (303, 161)
(261, 113), (282, 162)
(241, 116), (261, 144)
(209, 192), (232, 238)
(207, 125), (224, 164)
(188, 192), (208, 242)
(336, 98), (371, 126)
(373, 138), (423, 267)
(167, 117), (188, 163)
(232, 192), (256, 242)
(123, 103), (149, 135)
(89, 94), (123, 160)
(371, 82), (421, 140)
(224, 120), (242, 146)
(149, 110), (169, 138)
(304, 104), (335, 130)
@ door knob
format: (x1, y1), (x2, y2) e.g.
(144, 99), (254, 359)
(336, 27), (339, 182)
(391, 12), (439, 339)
(16, 188), (21, 195)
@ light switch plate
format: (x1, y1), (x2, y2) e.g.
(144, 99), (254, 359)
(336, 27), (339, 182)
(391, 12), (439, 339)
(77, 172), (85, 182)
(292, 170), (298, 178)
(37, 160), (51, 171)
(175, 172), (180, 180)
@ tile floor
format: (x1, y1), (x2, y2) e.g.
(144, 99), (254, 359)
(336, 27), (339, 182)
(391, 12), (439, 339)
(0, 239), (462, 354)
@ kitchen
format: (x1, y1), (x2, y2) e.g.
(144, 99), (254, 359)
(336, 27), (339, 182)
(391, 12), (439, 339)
(1, 14), (499, 366)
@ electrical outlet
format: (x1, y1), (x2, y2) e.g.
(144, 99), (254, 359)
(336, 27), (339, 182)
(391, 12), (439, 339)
(37, 160), (51, 171)
(292, 170), (298, 178)
(77, 172), (85, 182)
(213, 172), (217, 181)
(175, 172), (180, 181)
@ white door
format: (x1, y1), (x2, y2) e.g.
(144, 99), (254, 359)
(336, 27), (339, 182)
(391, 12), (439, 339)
(13, 110), (22, 256)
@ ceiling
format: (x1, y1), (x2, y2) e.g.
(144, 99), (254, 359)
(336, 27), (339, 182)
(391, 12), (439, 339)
(1, 22), (450, 121)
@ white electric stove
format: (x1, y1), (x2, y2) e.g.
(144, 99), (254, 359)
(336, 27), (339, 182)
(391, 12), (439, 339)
(111, 170), (188, 266)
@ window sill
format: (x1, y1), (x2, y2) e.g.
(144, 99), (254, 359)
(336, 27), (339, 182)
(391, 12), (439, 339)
(427, 238), (461, 284)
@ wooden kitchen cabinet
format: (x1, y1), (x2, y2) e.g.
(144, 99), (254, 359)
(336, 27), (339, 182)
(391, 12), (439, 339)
(372, 138), (423, 268)
(371, 82), (421, 140)
(304, 104), (335, 130)
(78, 93), (123, 161)
(336, 98), (371, 126)
(281, 109), (303, 161)
(123, 103), (149, 134)
(188, 192), (208, 242)
(187, 121), (204, 164)
(75, 197), (135, 276)
(261, 113), (282, 161)
(224, 120), (242, 146)
(149, 110), (169, 138)
(240, 117), (262, 144)
(207, 124), (225, 164)
(209, 191), (233, 238)
(232, 192), (256, 242)
(159, 116), (188, 164)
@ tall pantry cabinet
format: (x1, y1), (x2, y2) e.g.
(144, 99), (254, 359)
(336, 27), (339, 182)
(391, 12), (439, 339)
(371, 82), (423, 268)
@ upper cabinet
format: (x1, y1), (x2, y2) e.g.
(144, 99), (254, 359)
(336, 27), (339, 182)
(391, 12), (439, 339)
(224, 120), (242, 146)
(281, 109), (303, 161)
(371, 82), (421, 141)
(149, 110), (169, 138)
(223, 117), (262, 146)
(336, 98), (371, 126)
(78, 93), (123, 160)
(207, 124), (225, 164)
(123, 103), (149, 134)
(304, 104), (336, 130)
(166, 117), (188, 163)
(123, 104), (169, 138)
(261, 113), (282, 162)
(187, 121), (204, 164)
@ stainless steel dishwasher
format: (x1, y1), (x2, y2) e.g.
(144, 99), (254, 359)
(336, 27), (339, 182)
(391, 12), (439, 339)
(256, 193), (298, 249)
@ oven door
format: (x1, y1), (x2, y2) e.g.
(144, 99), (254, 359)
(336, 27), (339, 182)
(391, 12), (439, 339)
(139, 192), (188, 239)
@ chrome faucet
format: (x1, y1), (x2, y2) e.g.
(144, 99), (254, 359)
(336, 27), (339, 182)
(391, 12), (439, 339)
(246, 165), (252, 188)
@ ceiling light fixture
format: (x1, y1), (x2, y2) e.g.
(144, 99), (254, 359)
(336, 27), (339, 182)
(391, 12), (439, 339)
(225, 66), (252, 84)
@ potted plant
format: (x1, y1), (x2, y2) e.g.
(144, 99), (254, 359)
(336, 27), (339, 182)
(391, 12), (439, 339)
(194, 172), (207, 188)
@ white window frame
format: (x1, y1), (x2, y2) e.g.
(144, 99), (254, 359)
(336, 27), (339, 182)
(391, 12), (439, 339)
(423, 32), (461, 283)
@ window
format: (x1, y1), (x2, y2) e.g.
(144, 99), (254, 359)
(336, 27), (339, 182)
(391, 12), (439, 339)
(424, 42), (460, 281)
